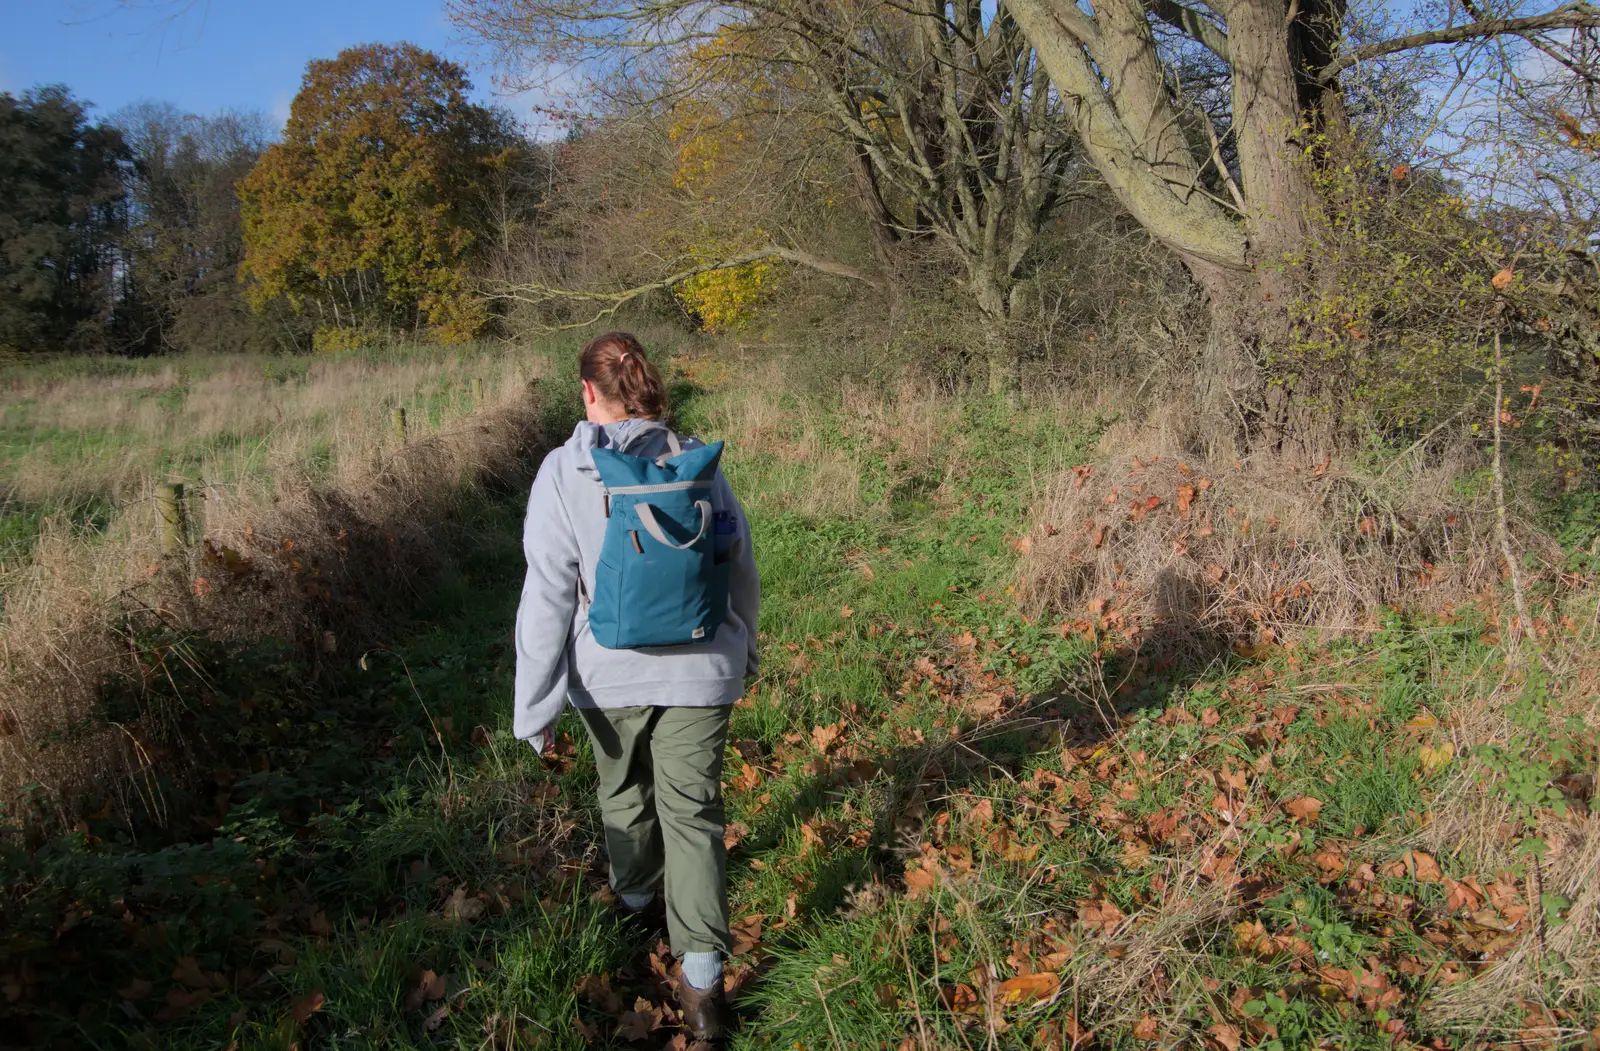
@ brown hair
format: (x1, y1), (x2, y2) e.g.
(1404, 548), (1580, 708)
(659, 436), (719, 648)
(579, 331), (667, 420)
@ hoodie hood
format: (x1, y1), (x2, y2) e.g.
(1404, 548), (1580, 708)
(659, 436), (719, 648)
(569, 418), (670, 479)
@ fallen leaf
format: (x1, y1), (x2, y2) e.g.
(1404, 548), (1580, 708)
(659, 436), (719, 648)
(155, 987), (211, 1021)
(117, 978), (154, 1001)
(616, 1002), (664, 1042)
(1418, 742), (1454, 773)
(1407, 849), (1443, 883)
(444, 886), (487, 923)
(810, 722), (843, 754)
(291, 990), (326, 1024)
(1209, 1022), (1243, 1051)
(904, 864), (939, 900)
(840, 605), (854, 618)
(1491, 267), (1515, 290)
(423, 1002), (450, 1032)
(1445, 877), (1485, 913)
(1078, 899), (1124, 936)
(995, 971), (1059, 1005)
(1283, 796), (1324, 825)
(1133, 1015), (1162, 1041)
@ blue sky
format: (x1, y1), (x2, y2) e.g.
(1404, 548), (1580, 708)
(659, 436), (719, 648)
(0, 0), (540, 129)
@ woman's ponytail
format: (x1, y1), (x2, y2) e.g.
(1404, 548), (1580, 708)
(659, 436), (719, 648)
(579, 332), (667, 420)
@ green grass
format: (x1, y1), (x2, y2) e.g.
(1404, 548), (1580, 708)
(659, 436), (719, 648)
(0, 369), (1594, 1050)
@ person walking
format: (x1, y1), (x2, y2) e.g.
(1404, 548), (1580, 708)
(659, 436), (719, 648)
(512, 331), (760, 1042)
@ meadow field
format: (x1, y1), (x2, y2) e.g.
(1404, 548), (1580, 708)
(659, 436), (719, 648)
(0, 334), (1595, 1050)
(0, 341), (546, 819)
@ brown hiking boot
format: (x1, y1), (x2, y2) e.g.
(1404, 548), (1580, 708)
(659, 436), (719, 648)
(676, 977), (727, 1043)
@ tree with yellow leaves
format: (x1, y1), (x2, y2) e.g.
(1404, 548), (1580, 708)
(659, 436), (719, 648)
(239, 44), (520, 345)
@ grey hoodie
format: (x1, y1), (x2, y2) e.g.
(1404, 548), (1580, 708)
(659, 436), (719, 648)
(512, 418), (760, 742)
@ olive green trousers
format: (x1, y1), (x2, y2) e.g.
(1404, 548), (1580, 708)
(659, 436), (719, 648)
(575, 704), (733, 957)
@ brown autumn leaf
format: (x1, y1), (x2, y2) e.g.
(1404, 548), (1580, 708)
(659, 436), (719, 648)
(1445, 877), (1485, 912)
(1491, 267), (1515, 290)
(731, 761), (762, 792)
(574, 1015), (602, 1044)
(947, 983), (981, 1014)
(290, 990), (326, 1023)
(1090, 524), (1108, 548)
(1078, 899), (1125, 936)
(730, 914), (766, 956)
(422, 1002), (450, 1032)
(903, 863), (939, 900)
(575, 974), (624, 1014)
(172, 956), (225, 990)
(1407, 849), (1444, 883)
(1176, 484), (1195, 518)
(117, 977), (154, 1001)
(155, 987), (212, 1021)
(444, 886), (487, 923)
(995, 971), (1059, 1005)
(405, 969), (449, 1012)
(1133, 1015), (1162, 1041)
(810, 722), (843, 753)
(1283, 796), (1324, 825)
(1209, 1022), (1243, 1051)
(1071, 464), (1093, 489)
(616, 1002), (664, 1042)
(1311, 848), (1348, 882)
(840, 604), (854, 618)
(192, 576), (212, 598)
(966, 797), (995, 827)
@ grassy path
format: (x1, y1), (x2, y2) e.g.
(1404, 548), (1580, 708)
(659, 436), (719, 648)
(2, 380), (1593, 1050)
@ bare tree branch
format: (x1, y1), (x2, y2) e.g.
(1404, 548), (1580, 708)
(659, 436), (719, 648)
(1318, 2), (1600, 83)
(1144, 0), (1230, 59)
(486, 244), (884, 327)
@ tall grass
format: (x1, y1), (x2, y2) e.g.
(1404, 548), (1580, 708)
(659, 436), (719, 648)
(0, 341), (553, 826)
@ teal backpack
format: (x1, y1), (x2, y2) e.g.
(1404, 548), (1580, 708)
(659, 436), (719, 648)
(586, 427), (732, 649)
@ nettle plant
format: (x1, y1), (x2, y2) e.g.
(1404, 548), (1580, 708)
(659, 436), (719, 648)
(1471, 672), (1589, 880)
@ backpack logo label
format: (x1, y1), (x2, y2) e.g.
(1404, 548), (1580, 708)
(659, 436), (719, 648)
(692, 626), (706, 639)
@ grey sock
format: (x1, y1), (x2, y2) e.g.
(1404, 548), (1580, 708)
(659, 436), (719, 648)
(681, 951), (723, 991)
(619, 890), (655, 911)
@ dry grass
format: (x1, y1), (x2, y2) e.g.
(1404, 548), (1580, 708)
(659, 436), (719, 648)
(0, 347), (548, 827)
(1019, 419), (1563, 656)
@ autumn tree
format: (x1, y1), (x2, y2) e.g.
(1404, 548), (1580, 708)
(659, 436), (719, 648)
(450, 0), (1083, 394)
(239, 44), (519, 345)
(0, 87), (131, 353)
(998, 0), (1600, 453)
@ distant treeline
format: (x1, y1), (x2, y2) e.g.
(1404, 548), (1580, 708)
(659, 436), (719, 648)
(0, 44), (543, 357)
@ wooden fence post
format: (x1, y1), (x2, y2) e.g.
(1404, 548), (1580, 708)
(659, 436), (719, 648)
(158, 483), (186, 556)
(472, 378), (484, 406)
(392, 406), (408, 443)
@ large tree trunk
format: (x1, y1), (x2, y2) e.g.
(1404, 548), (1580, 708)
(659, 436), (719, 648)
(975, 276), (1022, 404)
(1008, 0), (1337, 458)
(844, 140), (904, 286)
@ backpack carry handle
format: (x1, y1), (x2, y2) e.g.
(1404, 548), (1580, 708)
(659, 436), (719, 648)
(634, 500), (713, 550)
